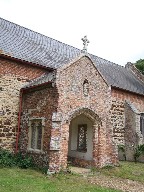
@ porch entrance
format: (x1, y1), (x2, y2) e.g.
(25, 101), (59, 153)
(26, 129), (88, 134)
(68, 114), (93, 167)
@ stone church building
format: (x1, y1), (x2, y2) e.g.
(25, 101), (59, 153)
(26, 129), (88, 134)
(0, 18), (144, 172)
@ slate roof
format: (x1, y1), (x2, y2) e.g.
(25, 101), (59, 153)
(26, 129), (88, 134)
(23, 72), (55, 89)
(0, 17), (144, 95)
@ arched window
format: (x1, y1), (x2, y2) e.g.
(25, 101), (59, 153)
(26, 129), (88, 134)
(83, 79), (89, 96)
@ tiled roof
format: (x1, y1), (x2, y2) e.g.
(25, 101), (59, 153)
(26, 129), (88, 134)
(91, 55), (144, 95)
(22, 72), (55, 89)
(0, 17), (144, 95)
(0, 17), (80, 68)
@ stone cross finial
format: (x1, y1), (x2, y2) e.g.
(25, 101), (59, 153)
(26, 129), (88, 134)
(81, 35), (90, 53)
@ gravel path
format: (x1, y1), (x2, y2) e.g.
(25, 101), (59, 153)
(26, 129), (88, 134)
(70, 167), (144, 192)
(87, 174), (144, 192)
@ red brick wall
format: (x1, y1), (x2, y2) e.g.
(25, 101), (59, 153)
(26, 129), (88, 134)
(0, 57), (47, 80)
(0, 57), (49, 151)
(112, 88), (144, 112)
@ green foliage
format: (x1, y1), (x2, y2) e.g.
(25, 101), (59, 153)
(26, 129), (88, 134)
(15, 152), (34, 169)
(118, 145), (125, 153)
(135, 59), (144, 74)
(0, 148), (15, 167)
(134, 144), (144, 162)
(39, 166), (49, 174)
(102, 164), (114, 169)
(118, 144), (126, 160)
(0, 148), (34, 169)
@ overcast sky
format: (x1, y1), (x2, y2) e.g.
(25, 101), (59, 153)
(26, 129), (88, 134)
(0, 0), (144, 66)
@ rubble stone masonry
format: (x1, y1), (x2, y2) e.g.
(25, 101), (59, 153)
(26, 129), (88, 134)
(1, 53), (144, 170)
(52, 56), (118, 170)
(19, 85), (58, 168)
(111, 88), (144, 145)
(19, 56), (118, 171)
(0, 57), (47, 151)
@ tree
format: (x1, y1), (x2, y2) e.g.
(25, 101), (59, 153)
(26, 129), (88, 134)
(135, 59), (144, 75)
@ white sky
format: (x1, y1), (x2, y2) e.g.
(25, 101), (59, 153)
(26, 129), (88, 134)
(0, 0), (144, 66)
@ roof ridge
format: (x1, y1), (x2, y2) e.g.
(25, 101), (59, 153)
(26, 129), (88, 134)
(1, 17), (128, 69)
(1, 17), (124, 67)
(1, 17), (144, 95)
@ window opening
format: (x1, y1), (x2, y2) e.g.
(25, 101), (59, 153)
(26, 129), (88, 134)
(30, 119), (43, 150)
(83, 79), (89, 96)
(77, 124), (87, 152)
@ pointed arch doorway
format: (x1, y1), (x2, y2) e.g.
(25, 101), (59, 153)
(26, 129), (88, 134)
(68, 108), (101, 167)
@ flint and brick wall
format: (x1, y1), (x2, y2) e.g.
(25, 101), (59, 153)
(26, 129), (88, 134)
(0, 57), (47, 151)
(56, 57), (111, 119)
(124, 101), (144, 161)
(19, 85), (58, 168)
(111, 88), (144, 145)
(52, 56), (118, 170)
(20, 56), (118, 171)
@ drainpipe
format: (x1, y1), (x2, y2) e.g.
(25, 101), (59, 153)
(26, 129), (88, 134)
(15, 89), (23, 153)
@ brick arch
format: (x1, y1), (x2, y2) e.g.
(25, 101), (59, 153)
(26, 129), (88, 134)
(68, 107), (101, 124)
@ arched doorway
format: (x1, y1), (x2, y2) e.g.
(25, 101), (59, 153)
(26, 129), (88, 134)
(68, 108), (101, 167)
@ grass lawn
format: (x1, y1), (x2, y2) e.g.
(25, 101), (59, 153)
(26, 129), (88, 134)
(97, 161), (144, 183)
(0, 167), (121, 192)
(1, 161), (144, 192)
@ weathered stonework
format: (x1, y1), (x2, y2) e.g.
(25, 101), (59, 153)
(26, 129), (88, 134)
(18, 56), (118, 171)
(111, 88), (144, 112)
(110, 100), (125, 144)
(49, 56), (118, 171)
(0, 57), (47, 151)
(124, 101), (144, 161)
(0, 74), (28, 150)
(111, 88), (144, 161)
(2, 53), (144, 171)
(1, 17), (144, 171)
(111, 88), (144, 145)
(19, 85), (59, 168)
